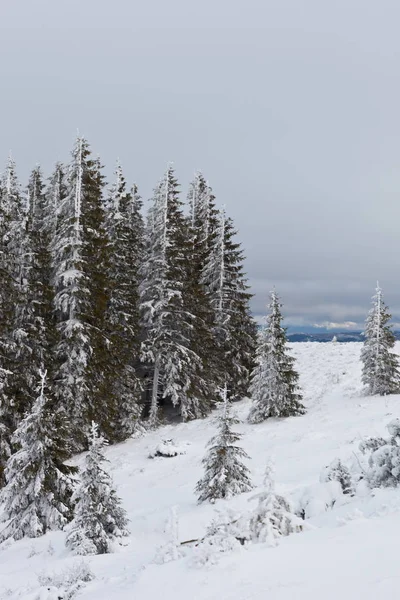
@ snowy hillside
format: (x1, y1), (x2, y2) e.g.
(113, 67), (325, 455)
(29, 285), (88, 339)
(2, 342), (400, 600)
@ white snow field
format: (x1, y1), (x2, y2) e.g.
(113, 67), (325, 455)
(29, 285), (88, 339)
(2, 342), (400, 600)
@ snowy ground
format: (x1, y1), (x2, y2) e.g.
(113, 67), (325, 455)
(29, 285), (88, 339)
(2, 342), (400, 600)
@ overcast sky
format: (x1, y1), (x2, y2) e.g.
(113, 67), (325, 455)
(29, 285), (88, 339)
(2, 0), (400, 329)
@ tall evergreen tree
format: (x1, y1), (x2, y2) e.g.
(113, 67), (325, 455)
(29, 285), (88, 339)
(26, 166), (58, 379)
(0, 369), (12, 486)
(45, 162), (67, 239)
(0, 156), (29, 480)
(195, 385), (252, 503)
(66, 422), (129, 555)
(0, 370), (76, 541)
(248, 290), (305, 423)
(105, 164), (143, 439)
(187, 173), (223, 398)
(361, 284), (399, 395)
(52, 137), (113, 447)
(202, 208), (257, 399)
(6, 166), (58, 423)
(1, 155), (27, 298)
(140, 166), (216, 425)
(187, 172), (219, 264)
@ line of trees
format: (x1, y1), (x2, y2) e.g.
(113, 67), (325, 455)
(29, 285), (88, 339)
(0, 138), (257, 485)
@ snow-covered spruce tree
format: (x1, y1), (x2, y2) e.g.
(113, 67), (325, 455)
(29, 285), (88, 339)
(361, 284), (399, 396)
(196, 385), (252, 503)
(140, 166), (216, 425)
(186, 173), (224, 398)
(201, 207), (257, 400)
(45, 162), (68, 238)
(248, 290), (305, 423)
(0, 368), (12, 486)
(154, 505), (184, 564)
(249, 461), (303, 545)
(187, 171), (220, 266)
(104, 163), (143, 440)
(6, 166), (58, 423)
(52, 138), (114, 446)
(0, 370), (76, 541)
(321, 458), (354, 495)
(66, 422), (129, 555)
(0, 156), (29, 479)
(26, 166), (59, 374)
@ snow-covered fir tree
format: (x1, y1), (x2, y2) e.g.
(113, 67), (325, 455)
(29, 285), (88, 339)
(52, 137), (114, 446)
(52, 137), (93, 444)
(187, 171), (219, 262)
(249, 461), (303, 545)
(66, 422), (129, 555)
(186, 173), (224, 397)
(154, 505), (184, 564)
(0, 159), (22, 481)
(0, 368), (12, 486)
(321, 458), (353, 495)
(45, 162), (67, 238)
(0, 156), (30, 478)
(140, 166), (216, 425)
(361, 284), (399, 395)
(105, 163), (143, 439)
(7, 166), (58, 423)
(248, 290), (305, 423)
(0, 370), (76, 541)
(201, 207), (257, 400)
(1, 155), (28, 307)
(26, 166), (58, 369)
(196, 385), (252, 503)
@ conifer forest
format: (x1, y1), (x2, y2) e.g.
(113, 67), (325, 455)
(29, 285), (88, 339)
(2, 138), (400, 598)
(0, 136), (258, 480)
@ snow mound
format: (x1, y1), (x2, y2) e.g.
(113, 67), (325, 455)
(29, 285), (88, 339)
(148, 438), (189, 458)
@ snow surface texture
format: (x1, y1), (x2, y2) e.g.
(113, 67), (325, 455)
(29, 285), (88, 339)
(2, 342), (400, 599)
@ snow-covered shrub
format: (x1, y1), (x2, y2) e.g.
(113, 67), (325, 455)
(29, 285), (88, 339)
(387, 418), (400, 439)
(359, 436), (387, 454)
(360, 419), (400, 488)
(37, 561), (93, 599)
(320, 458), (354, 495)
(295, 481), (344, 519)
(148, 439), (187, 459)
(365, 446), (400, 488)
(154, 506), (185, 564)
(191, 509), (244, 567)
(249, 463), (303, 545)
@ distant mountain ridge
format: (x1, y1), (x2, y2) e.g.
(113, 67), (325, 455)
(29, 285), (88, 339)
(286, 331), (400, 343)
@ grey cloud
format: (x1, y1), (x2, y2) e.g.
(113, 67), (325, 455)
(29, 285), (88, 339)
(2, 0), (400, 327)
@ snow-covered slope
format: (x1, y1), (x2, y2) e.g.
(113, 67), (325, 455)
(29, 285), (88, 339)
(2, 342), (400, 600)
